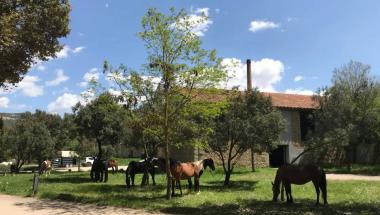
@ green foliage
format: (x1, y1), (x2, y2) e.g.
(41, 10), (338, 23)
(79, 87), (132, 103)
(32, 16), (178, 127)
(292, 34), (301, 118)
(206, 89), (284, 185)
(73, 92), (127, 158)
(104, 7), (227, 198)
(312, 61), (380, 166)
(3, 112), (55, 171)
(0, 0), (71, 87)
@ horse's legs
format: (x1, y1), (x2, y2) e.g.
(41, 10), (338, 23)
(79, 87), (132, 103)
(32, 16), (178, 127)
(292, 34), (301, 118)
(150, 169), (156, 186)
(195, 177), (200, 193)
(284, 182), (293, 203)
(187, 178), (192, 191)
(321, 182), (328, 205)
(171, 179), (176, 196)
(312, 180), (320, 205)
(178, 179), (183, 196)
(131, 173), (135, 186)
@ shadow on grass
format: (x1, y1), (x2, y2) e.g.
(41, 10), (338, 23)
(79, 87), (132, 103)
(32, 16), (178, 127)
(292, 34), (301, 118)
(203, 180), (258, 191)
(161, 199), (380, 215)
(40, 175), (91, 184)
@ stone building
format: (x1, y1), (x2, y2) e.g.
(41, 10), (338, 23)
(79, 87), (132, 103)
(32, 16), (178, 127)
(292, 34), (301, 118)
(165, 59), (317, 167)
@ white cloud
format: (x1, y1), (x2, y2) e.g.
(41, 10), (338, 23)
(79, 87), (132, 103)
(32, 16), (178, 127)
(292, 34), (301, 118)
(0, 76), (43, 97)
(249, 20), (280, 33)
(56, 46), (71, 59)
(0, 97), (10, 108)
(18, 75), (44, 97)
(221, 58), (284, 92)
(105, 3), (109, 8)
(47, 93), (82, 114)
(285, 88), (314, 95)
(108, 89), (121, 96)
(79, 68), (100, 88)
(215, 8), (220, 14)
(294, 75), (304, 82)
(175, 8), (213, 37)
(45, 69), (69, 86)
(55, 45), (85, 59)
(72, 46), (85, 53)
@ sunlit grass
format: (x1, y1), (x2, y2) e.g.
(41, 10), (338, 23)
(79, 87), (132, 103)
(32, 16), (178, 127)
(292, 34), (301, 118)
(0, 167), (379, 214)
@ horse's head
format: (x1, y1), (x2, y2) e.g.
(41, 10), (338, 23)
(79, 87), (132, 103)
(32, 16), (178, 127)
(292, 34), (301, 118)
(151, 157), (164, 168)
(203, 158), (215, 171)
(271, 181), (280, 202)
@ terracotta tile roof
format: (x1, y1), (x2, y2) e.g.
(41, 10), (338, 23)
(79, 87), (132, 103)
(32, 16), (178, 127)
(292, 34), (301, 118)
(191, 89), (317, 110)
(262, 92), (317, 110)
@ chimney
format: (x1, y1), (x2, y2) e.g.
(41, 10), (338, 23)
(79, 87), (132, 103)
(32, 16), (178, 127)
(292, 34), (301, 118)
(246, 59), (252, 91)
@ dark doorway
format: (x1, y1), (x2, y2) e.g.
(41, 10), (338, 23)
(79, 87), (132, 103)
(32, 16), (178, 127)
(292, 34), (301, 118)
(270, 145), (288, 167)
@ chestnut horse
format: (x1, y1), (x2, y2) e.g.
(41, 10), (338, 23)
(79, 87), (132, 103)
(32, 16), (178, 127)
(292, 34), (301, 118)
(272, 164), (328, 205)
(39, 160), (52, 176)
(152, 157), (215, 196)
(107, 159), (118, 174)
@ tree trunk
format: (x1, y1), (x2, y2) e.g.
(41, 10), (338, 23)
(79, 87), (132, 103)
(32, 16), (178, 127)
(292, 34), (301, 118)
(164, 77), (172, 200)
(224, 170), (231, 186)
(251, 149), (256, 172)
(97, 139), (102, 159)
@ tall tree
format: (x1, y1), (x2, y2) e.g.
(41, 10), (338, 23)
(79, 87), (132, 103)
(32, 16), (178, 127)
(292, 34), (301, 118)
(0, 0), (70, 87)
(3, 112), (54, 172)
(73, 92), (126, 159)
(312, 61), (380, 169)
(104, 8), (226, 199)
(207, 90), (284, 185)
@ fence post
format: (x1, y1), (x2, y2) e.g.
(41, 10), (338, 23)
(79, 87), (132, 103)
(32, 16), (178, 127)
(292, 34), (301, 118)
(32, 174), (39, 196)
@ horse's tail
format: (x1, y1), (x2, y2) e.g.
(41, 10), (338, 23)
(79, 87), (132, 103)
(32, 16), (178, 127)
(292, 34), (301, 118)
(126, 165), (131, 188)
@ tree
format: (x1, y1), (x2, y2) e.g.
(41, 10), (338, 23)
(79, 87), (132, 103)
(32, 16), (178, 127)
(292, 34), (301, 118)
(73, 92), (127, 159)
(0, 0), (70, 88)
(311, 61), (380, 169)
(3, 112), (54, 172)
(207, 90), (284, 186)
(104, 8), (226, 199)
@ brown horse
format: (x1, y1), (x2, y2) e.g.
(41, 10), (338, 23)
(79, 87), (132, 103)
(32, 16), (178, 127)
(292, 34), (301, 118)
(152, 158), (215, 196)
(272, 164), (328, 205)
(39, 160), (52, 176)
(107, 159), (118, 174)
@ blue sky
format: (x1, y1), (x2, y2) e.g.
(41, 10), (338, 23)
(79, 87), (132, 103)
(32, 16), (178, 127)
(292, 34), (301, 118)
(1, 0), (380, 114)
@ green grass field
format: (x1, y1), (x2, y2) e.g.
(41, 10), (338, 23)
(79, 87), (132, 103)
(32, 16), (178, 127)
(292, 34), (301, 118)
(0, 167), (379, 215)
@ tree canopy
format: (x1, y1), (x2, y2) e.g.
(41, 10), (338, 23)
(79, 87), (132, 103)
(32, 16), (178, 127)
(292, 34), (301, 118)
(0, 0), (70, 87)
(206, 89), (284, 185)
(73, 92), (127, 159)
(311, 61), (380, 168)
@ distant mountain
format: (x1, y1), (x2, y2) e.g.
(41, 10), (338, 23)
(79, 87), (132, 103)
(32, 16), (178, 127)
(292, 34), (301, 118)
(0, 113), (22, 127)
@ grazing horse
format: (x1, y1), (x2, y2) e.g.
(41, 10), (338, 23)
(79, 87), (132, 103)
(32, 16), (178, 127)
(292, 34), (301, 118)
(272, 164), (328, 205)
(189, 158), (215, 192)
(107, 159), (119, 174)
(152, 157), (215, 196)
(125, 157), (156, 188)
(39, 160), (52, 176)
(90, 158), (108, 182)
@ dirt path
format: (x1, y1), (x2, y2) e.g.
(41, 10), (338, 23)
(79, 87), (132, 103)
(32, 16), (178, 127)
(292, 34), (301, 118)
(0, 194), (167, 215)
(326, 174), (380, 181)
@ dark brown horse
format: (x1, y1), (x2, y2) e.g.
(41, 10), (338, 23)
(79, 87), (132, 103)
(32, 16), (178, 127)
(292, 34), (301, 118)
(107, 159), (118, 174)
(272, 164), (328, 205)
(152, 157), (215, 196)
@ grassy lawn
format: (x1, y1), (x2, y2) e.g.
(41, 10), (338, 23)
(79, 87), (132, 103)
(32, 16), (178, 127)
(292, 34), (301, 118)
(325, 164), (380, 176)
(0, 167), (379, 215)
